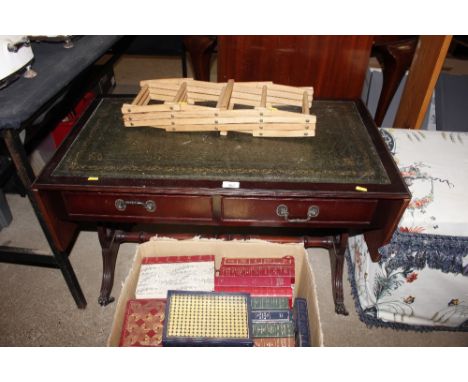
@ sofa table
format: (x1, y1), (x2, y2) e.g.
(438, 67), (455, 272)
(32, 96), (410, 314)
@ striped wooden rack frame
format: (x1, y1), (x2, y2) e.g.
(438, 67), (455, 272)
(121, 78), (316, 137)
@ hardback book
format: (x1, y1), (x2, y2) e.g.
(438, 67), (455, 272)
(252, 322), (295, 338)
(218, 265), (295, 283)
(251, 309), (293, 323)
(251, 297), (290, 311)
(215, 276), (292, 288)
(293, 298), (311, 347)
(214, 286), (293, 307)
(119, 299), (166, 347)
(162, 290), (254, 347)
(142, 255), (215, 264)
(254, 337), (296, 347)
(135, 255), (215, 299)
(221, 256), (295, 267)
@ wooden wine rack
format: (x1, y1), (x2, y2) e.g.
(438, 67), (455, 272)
(121, 78), (316, 138)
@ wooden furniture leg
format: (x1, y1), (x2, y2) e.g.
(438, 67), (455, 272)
(394, 36), (452, 129)
(97, 226), (123, 306)
(304, 234), (349, 315)
(182, 36), (217, 81)
(331, 233), (349, 315)
(372, 37), (418, 126)
(1, 129), (86, 308)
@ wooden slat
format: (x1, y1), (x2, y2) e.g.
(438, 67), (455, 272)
(260, 85), (267, 108)
(173, 82), (188, 102)
(142, 90), (151, 105)
(158, 123), (314, 132)
(233, 81), (312, 95)
(149, 88), (178, 97)
(187, 85), (223, 96)
(148, 82), (184, 92)
(216, 79), (234, 109)
(302, 91), (309, 114)
(123, 108), (315, 121)
(124, 115), (314, 127)
(122, 103), (213, 114)
(233, 84), (313, 101)
(231, 96), (305, 107)
(252, 129), (315, 137)
(132, 86), (149, 105)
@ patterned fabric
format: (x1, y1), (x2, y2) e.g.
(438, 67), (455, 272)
(347, 129), (468, 331)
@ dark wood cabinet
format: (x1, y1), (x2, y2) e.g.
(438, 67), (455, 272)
(217, 36), (374, 99)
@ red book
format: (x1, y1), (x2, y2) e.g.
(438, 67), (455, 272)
(119, 299), (166, 347)
(142, 254), (215, 264)
(215, 276), (292, 288)
(221, 256), (295, 267)
(214, 286), (293, 307)
(218, 265), (295, 283)
(254, 337), (296, 347)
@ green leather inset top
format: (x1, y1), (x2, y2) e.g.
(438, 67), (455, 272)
(53, 98), (390, 184)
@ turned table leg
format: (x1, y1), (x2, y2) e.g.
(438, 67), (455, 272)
(372, 36), (418, 126)
(182, 36), (217, 81)
(97, 226), (123, 306)
(304, 234), (349, 315)
(331, 232), (349, 315)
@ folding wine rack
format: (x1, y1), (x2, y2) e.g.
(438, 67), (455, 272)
(122, 78), (316, 137)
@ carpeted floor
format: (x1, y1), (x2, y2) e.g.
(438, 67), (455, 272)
(1, 54), (467, 347)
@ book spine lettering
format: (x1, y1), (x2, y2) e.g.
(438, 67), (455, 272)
(254, 337), (295, 347)
(251, 297), (290, 310)
(251, 310), (293, 322)
(252, 322), (295, 338)
(221, 256), (294, 266)
(218, 265), (295, 283)
(142, 255), (215, 264)
(215, 276), (292, 288)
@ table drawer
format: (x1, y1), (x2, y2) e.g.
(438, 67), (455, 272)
(62, 192), (213, 222)
(222, 197), (377, 225)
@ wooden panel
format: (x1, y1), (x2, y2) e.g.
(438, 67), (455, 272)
(62, 192), (213, 222)
(33, 190), (79, 253)
(222, 197), (377, 226)
(394, 35), (452, 129)
(217, 36), (373, 99)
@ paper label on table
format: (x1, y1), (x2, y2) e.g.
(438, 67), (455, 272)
(222, 181), (240, 189)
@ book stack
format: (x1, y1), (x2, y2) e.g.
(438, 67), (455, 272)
(214, 257), (296, 347)
(215, 257), (295, 307)
(119, 254), (312, 347)
(119, 255), (216, 347)
(250, 297), (295, 347)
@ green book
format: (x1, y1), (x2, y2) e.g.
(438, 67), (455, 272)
(252, 322), (295, 338)
(251, 297), (289, 311)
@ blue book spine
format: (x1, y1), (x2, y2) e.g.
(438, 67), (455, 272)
(293, 298), (311, 347)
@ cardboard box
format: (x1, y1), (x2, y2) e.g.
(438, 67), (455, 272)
(108, 237), (323, 346)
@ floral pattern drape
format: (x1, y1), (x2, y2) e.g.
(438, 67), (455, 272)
(347, 129), (468, 331)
